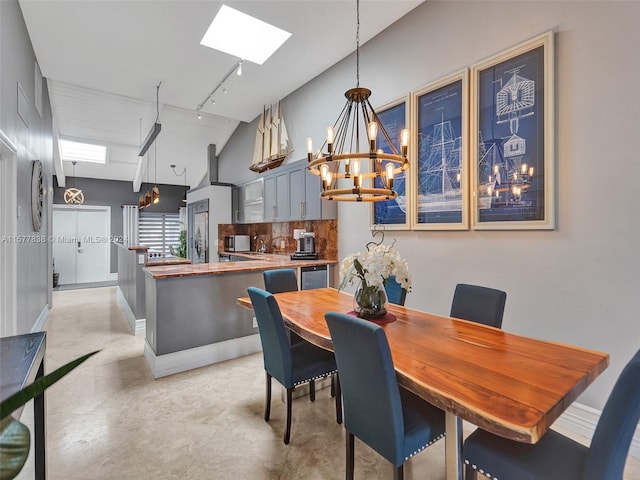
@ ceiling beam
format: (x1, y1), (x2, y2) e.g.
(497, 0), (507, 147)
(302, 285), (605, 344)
(52, 119), (65, 187)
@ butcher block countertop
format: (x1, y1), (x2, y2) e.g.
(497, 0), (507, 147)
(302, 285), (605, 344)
(143, 253), (337, 279)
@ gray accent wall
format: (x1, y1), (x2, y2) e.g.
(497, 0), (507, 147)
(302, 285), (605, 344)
(53, 177), (188, 273)
(217, 2), (640, 411)
(1, 0), (54, 334)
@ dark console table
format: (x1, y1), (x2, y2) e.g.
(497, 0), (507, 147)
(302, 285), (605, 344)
(1, 332), (47, 479)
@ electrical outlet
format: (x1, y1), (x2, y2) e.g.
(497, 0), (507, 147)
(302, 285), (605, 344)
(252, 316), (258, 329)
(280, 239), (285, 248)
(138, 254), (145, 264)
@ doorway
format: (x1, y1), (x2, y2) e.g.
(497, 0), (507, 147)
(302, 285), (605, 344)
(53, 205), (110, 285)
(0, 132), (17, 336)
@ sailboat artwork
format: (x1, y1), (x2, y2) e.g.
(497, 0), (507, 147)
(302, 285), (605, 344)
(407, 76), (466, 226)
(476, 71), (537, 216)
(372, 101), (408, 226)
(250, 101), (292, 173)
(473, 35), (552, 227)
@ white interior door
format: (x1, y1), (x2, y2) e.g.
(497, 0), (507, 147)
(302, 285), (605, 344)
(53, 208), (77, 285)
(53, 206), (110, 285)
(76, 209), (109, 283)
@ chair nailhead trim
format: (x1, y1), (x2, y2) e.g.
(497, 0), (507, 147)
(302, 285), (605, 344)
(464, 459), (497, 480)
(293, 370), (337, 387)
(404, 433), (445, 461)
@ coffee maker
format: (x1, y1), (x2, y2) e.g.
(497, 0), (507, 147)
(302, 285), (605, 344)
(291, 230), (318, 259)
(299, 232), (315, 253)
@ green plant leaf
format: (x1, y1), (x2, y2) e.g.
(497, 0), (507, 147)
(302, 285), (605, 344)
(0, 351), (99, 420)
(0, 417), (30, 480)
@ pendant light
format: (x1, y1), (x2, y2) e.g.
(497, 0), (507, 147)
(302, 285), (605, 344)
(64, 161), (84, 205)
(171, 164), (188, 204)
(152, 140), (160, 204)
(306, 0), (409, 202)
(151, 84), (160, 204)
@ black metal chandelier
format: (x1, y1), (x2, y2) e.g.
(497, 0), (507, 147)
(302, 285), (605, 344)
(306, 0), (409, 202)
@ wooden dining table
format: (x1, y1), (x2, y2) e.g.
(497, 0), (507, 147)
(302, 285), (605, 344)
(237, 287), (609, 480)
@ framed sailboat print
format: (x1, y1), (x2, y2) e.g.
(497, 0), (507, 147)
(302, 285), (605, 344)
(411, 70), (469, 230)
(371, 95), (411, 230)
(471, 31), (555, 230)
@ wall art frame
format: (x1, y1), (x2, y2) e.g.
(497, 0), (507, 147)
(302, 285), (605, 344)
(411, 69), (469, 230)
(471, 31), (555, 230)
(370, 94), (412, 230)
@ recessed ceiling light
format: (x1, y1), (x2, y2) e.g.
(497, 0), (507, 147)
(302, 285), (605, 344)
(59, 139), (107, 164)
(200, 5), (291, 65)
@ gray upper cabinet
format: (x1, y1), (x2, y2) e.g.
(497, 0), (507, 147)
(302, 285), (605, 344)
(231, 186), (243, 224)
(289, 166), (306, 219)
(275, 171), (290, 220)
(236, 159), (336, 223)
(263, 175), (276, 222)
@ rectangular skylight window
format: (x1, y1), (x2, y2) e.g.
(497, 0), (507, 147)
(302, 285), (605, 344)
(59, 139), (107, 164)
(200, 5), (291, 65)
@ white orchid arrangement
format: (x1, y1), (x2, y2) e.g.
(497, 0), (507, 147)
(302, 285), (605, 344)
(339, 240), (411, 293)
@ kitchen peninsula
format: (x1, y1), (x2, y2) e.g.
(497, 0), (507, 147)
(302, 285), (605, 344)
(142, 254), (337, 378)
(116, 244), (191, 336)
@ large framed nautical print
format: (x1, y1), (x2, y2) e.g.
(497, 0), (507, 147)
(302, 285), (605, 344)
(371, 95), (411, 229)
(471, 31), (555, 230)
(411, 70), (469, 230)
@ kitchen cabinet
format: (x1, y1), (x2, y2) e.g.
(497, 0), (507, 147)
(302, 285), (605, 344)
(231, 186), (244, 224)
(264, 170), (290, 221)
(289, 162), (337, 220)
(235, 159), (336, 223)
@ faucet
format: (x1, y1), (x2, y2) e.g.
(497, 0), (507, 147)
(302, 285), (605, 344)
(253, 236), (265, 253)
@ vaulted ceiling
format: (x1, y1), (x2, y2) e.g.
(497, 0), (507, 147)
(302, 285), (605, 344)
(19, 0), (423, 189)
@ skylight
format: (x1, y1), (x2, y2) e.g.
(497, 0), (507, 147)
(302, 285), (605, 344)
(59, 139), (107, 164)
(200, 5), (291, 65)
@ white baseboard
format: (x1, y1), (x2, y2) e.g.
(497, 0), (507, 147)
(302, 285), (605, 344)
(554, 401), (640, 459)
(143, 334), (262, 379)
(116, 287), (145, 336)
(108, 273), (118, 281)
(463, 401), (640, 460)
(31, 304), (49, 333)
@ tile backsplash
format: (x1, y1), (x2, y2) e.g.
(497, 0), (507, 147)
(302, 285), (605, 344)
(218, 219), (337, 260)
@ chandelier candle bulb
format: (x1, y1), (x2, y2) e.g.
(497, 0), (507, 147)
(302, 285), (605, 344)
(326, 126), (334, 154)
(521, 163), (528, 174)
(306, 137), (314, 162)
(401, 128), (409, 156)
(529, 166), (535, 177)
(386, 163), (394, 189)
(368, 122), (378, 151)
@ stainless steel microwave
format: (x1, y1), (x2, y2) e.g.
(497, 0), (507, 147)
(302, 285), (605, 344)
(224, 235), (250, 252)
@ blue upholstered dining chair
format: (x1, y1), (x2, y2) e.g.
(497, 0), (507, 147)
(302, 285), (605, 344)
(263, 268), (318, 382)
(247, 287), (342, 444)
(384, 275), (407, 306)
(263, 268), (299, 294)
(463, 348), (640, 480)
(450, 283), (507, 328)
(325, 311), (445, 480)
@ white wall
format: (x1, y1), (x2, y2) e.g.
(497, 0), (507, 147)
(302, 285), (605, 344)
(218, 1), (640, 411)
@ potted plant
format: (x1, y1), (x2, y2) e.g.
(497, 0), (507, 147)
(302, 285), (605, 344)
(0, 351), (98, 479)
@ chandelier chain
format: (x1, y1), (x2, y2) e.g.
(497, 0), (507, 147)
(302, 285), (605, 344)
(356, 0), (360, 87)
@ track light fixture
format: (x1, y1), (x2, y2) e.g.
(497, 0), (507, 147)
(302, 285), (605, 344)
(195, 59), (243, 118)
